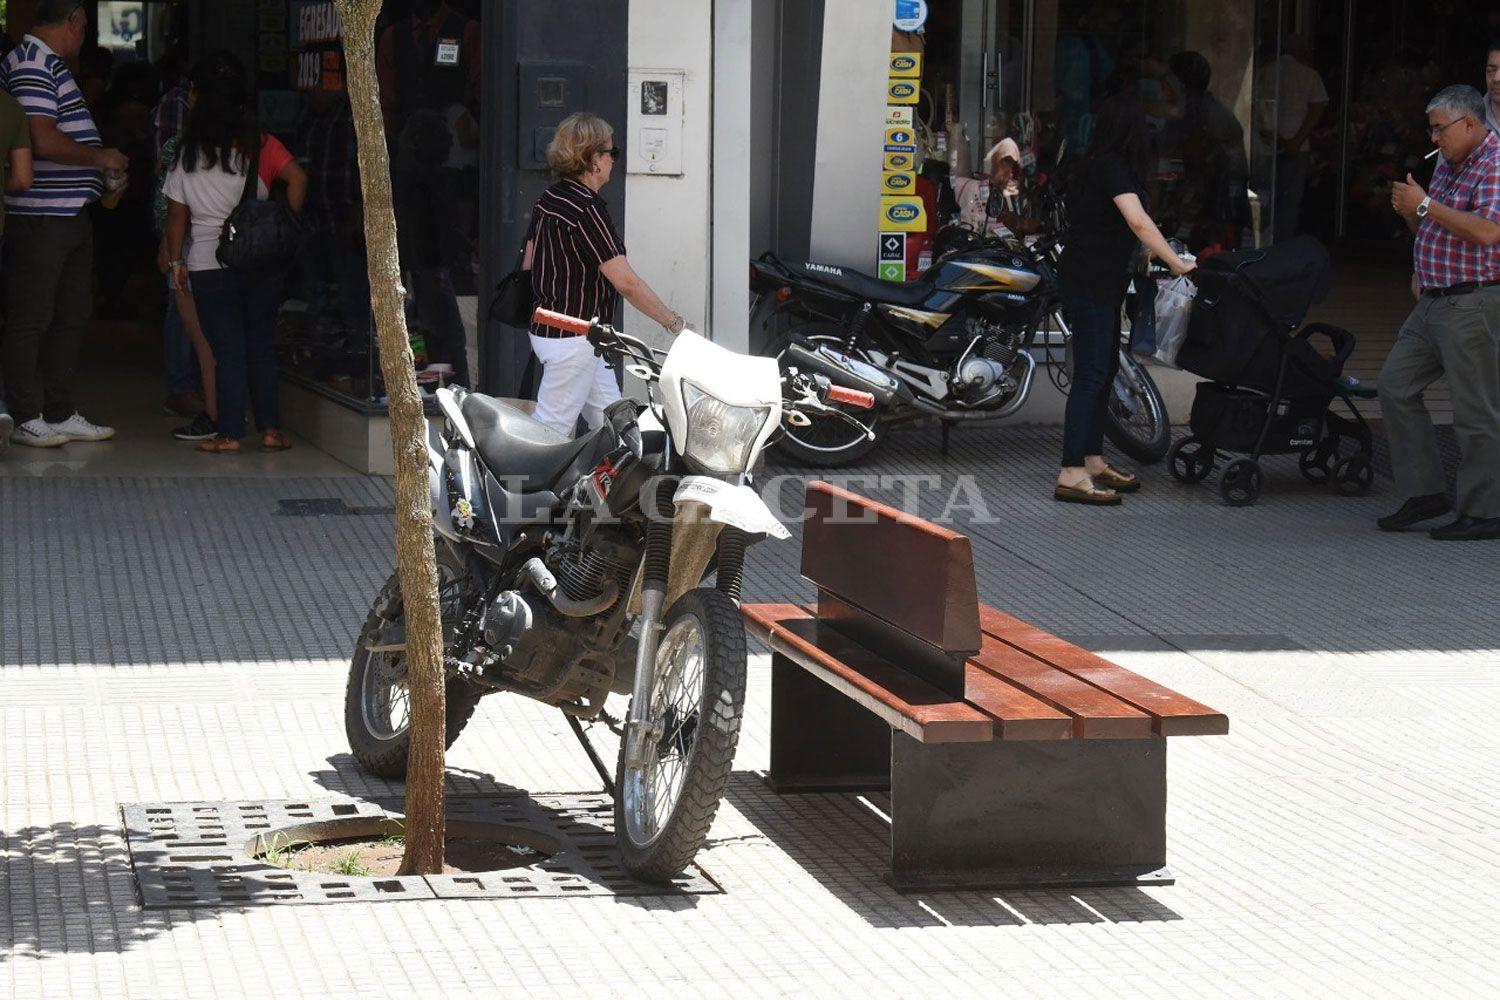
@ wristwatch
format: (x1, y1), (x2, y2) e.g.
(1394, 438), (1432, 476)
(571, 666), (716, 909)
(1416, 196), (1432, 218)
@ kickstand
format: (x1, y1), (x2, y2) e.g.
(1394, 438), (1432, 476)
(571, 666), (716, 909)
(565, 712), (616, 797)
(940, 420), (954, 457)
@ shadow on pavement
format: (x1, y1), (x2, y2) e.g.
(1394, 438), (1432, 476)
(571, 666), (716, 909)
(722, 772), (1183, 929)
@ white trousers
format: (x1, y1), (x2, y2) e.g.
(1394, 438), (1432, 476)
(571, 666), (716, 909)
(528, 333), (622, 437)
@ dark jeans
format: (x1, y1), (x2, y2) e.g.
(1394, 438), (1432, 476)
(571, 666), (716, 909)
(410, 264), (469, 386)
(2, 213), (93, 423)
(191, 268), (281, 440)
(1061, 285), (1123, 468)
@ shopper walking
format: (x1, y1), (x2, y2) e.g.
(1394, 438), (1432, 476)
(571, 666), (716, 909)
(524, 112), (685, 437)
(1380, 85), (1500, 541)
(162, 75), (306, 455)
(0, 86), (33, 457)
(0, 0), (129, 449)
(1055, 95), (1196, 505)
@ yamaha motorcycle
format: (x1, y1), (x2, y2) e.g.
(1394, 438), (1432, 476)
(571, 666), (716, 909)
(343, 307), (874, 882)
(748, 235), (1171, 467)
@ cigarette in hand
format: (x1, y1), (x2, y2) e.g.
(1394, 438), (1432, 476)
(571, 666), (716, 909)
(1424, 148), (1440, 161)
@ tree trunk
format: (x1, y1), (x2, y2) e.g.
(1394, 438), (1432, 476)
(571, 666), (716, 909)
(334, 0), (446, 875)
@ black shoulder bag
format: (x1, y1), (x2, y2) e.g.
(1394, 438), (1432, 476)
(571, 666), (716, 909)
(489, 210), (537, 327)
(217, 139), (304, 272)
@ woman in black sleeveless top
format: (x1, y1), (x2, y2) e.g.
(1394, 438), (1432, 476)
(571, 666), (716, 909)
(1056, 96), (1195, 504)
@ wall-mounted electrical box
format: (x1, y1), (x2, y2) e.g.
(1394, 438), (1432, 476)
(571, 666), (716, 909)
(625, 69), (685, 175)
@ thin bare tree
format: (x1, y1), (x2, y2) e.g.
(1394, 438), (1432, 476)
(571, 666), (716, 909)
(334, 0), (446, 875)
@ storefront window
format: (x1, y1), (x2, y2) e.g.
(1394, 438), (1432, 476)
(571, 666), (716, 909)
(276, 0), (482, 410)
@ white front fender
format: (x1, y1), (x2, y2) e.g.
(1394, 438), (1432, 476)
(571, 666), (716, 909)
(673, 476), (791, 540)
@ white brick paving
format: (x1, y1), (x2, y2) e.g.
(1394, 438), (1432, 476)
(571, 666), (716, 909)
(2, 426), (1498, 997)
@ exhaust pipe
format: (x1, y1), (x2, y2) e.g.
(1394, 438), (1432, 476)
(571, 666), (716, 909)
(783, 341), (904, 406)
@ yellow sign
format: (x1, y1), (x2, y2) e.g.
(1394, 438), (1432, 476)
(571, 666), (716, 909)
(884, 150), (916, 172)
(879, 195), (927, 233)
(882, 169), (917, 196)
(884, 126), (916, 151)
(887, 78), (919, 105)
(889, 52), (922, 79)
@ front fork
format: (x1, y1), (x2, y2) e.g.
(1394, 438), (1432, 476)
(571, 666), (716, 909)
(623, 484), (676, 770)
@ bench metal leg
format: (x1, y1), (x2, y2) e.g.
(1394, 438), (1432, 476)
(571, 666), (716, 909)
(766, 652), (891, 793)
(889, 732), (1172, 891)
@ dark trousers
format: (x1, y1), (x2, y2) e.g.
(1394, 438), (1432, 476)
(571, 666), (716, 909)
(1061, 286), (1123, 467)
(191, 268), (281, 440)
(2, 213), (93, 423)
(410, 264), (469, 387)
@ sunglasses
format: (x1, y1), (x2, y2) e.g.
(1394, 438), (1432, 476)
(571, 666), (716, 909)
(603, 146), (621, 160)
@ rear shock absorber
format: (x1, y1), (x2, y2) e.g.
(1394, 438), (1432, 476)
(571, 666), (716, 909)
(715, 527), (747, 603)
(844, 303), (873, 351)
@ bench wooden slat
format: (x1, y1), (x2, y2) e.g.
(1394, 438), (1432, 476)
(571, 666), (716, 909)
(960, 662), (1074, 742)
(969, 635), (1153, 739)
(743, 604), (993, 744)
(978, 606), (1231, 737)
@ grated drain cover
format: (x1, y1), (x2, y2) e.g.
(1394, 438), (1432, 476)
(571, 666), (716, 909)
(275, 498), (394, 517)
(122, 795), (719, 908)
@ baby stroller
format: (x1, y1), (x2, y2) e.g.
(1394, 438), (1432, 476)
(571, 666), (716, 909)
(1166, 236), (1377, 506)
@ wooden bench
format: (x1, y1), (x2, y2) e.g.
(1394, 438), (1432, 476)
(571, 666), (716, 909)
(742, 481), (1229, 892)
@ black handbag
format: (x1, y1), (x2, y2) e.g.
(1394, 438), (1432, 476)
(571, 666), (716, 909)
(489, 259), (533, 327)
(216, 139), (303, 272)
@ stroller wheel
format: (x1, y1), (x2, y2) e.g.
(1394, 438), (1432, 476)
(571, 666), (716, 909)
(1332, 455), (1374, 496)
(1169, 436), (1213, 484)
(1219, 458), (1263, 507)
(1299, 439), (1337, 484)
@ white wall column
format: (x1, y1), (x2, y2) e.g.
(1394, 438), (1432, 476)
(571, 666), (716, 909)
(808, 0), (892, 270)
(711, 0), (752, 351)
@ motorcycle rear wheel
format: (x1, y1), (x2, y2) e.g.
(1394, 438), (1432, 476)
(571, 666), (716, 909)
(344, 573), (485, 780)
(1103, 350), (1172, 463)
(615, 588), (747, 883)
(769, 326), (884, 467)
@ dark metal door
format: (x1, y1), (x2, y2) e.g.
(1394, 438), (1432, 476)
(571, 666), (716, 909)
(479, 0), (629, 397)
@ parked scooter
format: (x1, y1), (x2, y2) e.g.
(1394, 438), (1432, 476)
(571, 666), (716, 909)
(343, 308), (874, 881)
(748, 233), (1171, 468)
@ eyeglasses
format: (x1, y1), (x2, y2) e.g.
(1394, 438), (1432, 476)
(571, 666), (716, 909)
(1428, 117), (1472, 138)
(606, 146), (621, 160)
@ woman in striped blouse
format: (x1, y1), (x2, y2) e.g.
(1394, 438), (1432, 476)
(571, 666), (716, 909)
(523, 112), (685, 437)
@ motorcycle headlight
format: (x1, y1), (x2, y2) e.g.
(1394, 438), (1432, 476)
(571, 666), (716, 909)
(679, 381), (770, 475)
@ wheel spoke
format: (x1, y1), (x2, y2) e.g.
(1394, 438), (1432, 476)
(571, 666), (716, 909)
(624, 614), (710, 848)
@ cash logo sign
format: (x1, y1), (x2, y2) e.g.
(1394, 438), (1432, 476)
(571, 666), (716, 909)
(891, 55), (918, 73)
(889, 82), (916, 100)
(886, 204), (919, 224)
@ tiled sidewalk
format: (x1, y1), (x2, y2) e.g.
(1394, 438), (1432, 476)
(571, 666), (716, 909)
(2, 424), (1497, 998)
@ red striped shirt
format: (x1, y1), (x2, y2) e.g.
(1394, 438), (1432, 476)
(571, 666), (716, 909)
(528, 179), (626, 336)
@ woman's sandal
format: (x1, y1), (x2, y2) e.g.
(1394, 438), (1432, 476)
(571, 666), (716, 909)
(1054, 477), (1122, 506)
(262, 430), (292, 452)
(197, 436), (241, 455)
(1091, 466), (1141, 493)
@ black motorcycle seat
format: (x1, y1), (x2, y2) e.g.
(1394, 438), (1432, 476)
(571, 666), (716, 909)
(460, 393), (606, 493)
(783, 257), (932, 306)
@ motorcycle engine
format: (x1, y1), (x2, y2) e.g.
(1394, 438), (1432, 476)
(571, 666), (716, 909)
(548, 528), (638, 618)
(954, 320), (1024, 406)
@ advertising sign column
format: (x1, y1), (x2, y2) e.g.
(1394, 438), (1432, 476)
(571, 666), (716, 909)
(878, 3), (927, 281)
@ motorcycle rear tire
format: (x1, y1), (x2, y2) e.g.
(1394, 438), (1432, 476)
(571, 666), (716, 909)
(768, 327), (884, 468)
(615, 588), (747, 883)
(1102, 352), (1172, 464)
(344, 573), (486, 780)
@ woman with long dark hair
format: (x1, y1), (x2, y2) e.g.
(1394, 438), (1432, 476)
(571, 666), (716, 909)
(162, 76), (306, 454)
(1055, 95), (1195, 504)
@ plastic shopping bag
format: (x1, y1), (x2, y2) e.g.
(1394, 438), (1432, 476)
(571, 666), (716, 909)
(1152, 276), (1197, 367)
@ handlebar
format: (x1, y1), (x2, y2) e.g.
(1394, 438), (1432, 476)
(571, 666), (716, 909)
(531, 308), (594, 337)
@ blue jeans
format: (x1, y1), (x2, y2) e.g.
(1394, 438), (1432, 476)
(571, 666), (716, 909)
(1061, 286), (1123, 468)
(163, 293), (201, 396)
(191, 268), (281, 440)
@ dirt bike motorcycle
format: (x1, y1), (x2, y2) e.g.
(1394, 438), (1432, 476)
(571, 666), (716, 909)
(343, 307), (875, 882)
(748, 233), (1170, 467)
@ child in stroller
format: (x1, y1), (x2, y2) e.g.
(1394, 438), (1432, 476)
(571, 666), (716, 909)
(1165, 236), (1378, 506)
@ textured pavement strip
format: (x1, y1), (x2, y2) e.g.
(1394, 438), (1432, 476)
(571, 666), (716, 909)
(1, 423), (1498, 997)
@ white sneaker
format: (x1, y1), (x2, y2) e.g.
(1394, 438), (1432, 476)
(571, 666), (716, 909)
(11, 417), (69, 448)
(0, 412), (13, 456)
(48, 413), (116, 443)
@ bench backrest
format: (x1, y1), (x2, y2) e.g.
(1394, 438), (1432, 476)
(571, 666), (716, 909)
(801, 481), (981, 697)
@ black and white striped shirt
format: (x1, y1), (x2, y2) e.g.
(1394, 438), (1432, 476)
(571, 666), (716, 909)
(528, 179), (626, 337)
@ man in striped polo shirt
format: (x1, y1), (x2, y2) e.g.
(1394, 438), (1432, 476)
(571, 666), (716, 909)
(0, 0), (129, 448)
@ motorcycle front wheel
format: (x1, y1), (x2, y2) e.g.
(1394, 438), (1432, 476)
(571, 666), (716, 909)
(615, 588), (747, 883)
(768, 326), (884, 467)
(1103, 350), (1172, 463)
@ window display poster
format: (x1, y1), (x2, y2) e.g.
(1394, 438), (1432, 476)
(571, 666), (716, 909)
(291, 0), (346, 92)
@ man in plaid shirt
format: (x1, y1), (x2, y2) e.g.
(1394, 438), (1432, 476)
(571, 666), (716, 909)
(1382, 85), (1500, 540)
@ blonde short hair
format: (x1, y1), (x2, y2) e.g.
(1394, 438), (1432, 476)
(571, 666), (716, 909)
(547, 113), (613, 179)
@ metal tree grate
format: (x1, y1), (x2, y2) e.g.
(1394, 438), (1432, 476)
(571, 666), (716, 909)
(122, 795), (719, 908)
